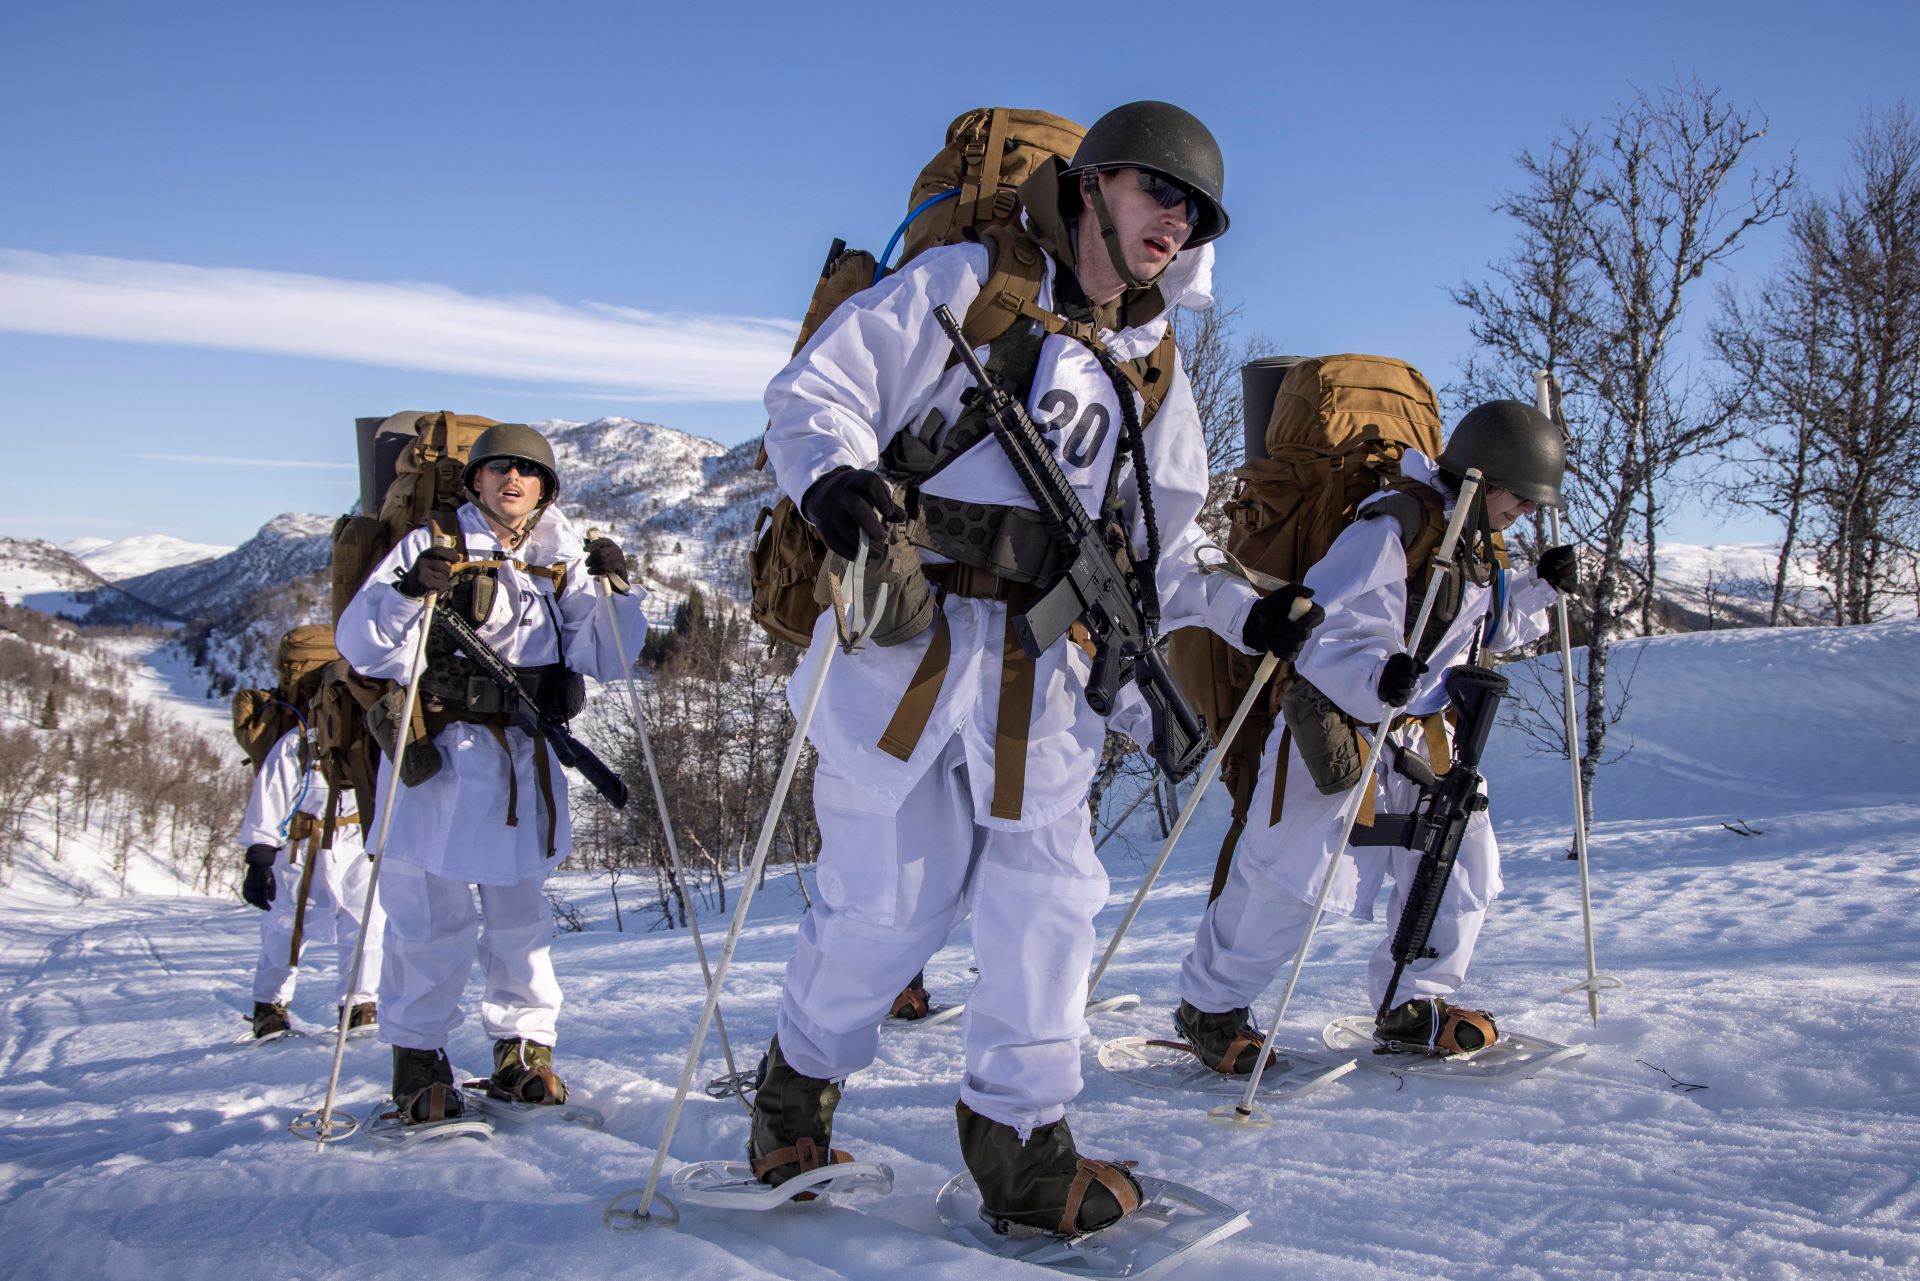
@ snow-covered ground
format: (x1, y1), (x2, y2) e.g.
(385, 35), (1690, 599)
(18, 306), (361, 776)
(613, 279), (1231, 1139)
(66, 533), (231, 580)
(1, 621), (1916, 1279)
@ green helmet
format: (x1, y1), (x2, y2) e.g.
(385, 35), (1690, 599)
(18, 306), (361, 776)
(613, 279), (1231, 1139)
(1436, 401), (1566, 509)
(460, 423), (559, 505)
(1062, 100), (1229, 247)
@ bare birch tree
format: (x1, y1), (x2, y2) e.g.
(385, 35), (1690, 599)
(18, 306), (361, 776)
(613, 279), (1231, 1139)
(1453, 76), (1794, 825)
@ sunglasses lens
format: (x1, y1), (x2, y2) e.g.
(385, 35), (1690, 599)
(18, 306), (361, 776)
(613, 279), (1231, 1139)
(1136, 172), (1198, 224)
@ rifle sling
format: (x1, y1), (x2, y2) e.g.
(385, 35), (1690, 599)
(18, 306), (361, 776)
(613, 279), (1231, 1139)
(471, 717), (558, 859)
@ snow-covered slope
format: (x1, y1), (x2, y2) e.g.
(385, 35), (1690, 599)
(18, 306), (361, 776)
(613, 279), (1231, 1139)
(0, 621), (1914, 1278)
(69, 532), (231, 580)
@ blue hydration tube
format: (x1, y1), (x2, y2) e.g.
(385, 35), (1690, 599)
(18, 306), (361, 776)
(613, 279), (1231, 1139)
(874, 188), (961, 284)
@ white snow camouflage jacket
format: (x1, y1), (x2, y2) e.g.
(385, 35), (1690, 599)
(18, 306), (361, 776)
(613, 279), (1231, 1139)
(764, 238), (1258, 829)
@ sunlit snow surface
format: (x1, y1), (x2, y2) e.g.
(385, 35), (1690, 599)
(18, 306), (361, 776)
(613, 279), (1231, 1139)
(1, 622), (1916, 1278)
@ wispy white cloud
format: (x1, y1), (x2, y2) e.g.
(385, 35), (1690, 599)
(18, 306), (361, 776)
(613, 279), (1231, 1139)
(0, 250), (799, 402)
(137, 453), (357, 470)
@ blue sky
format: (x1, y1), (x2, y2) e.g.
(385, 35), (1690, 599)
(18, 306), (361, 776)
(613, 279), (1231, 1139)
(2, 1), (1913, 547)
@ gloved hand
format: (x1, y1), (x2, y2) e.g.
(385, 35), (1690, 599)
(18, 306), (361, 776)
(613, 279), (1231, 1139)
(585, 536), (628, 583)
(242, 843), (278, 911)
(395, 544), (460, 599)
(1376, 652), (1428, 706)
(801, 466), (905, 562)
(1537, 544), (1579, 594)
(1241, 583), (1325, 661)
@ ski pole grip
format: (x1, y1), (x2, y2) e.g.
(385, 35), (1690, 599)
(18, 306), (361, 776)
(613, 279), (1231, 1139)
(586, 526), (632, 596)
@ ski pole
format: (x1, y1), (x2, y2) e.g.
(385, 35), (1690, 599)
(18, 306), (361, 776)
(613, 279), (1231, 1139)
(1085, 650), (1283, 1003)
(293, 533), (453, 1148)
(588, 530), (752, 1111)
(1211, 471), (1484, 1129)
(605, 539), (881, 1229)
(1533, 371), (1621, 1026)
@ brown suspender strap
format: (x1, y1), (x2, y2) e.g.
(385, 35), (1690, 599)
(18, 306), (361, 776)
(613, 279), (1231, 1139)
(531, 722), (557, 859)
(473, 717), (556, 857)
(1419, 712), (1452, 777)
(481, 723), (520, 829)
(990, 606), (1038, 821)
(286, 827), (322, 968)
(878, 610), (952, 761)
(1059, 1160), (1142, 1237)
(319, 788), (337, 852)
(1268, 724), (1294, 828)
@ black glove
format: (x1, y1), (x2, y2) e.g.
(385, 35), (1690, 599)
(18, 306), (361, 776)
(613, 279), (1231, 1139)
(241, 843), (278, 911)
(395, 544), (460, 599)
(1537, 544), (1579, 594)
(1376, 652), (1428, 706)
(585, 536), (628, 582)
(801, 466), (905, 561)
(1241, 583), (1325, 661)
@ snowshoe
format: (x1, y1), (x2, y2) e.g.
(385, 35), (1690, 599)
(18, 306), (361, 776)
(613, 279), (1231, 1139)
(487, 1037), (568, 1105)
(1323, 1009), (1587, 1083)
(936, 1170), (1249, 1279)
(463, 1041), (600, 1130)
(956, 1101), (1141, 1237)
(1098, 1035), (1356, 1102)
(666, 1156), (894, 1210)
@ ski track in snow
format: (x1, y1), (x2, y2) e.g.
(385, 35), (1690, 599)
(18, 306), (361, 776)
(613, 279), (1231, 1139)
(2, 623), (1918, 1279)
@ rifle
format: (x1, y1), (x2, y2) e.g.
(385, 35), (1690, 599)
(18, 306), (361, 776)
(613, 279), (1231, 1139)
(1354, 663), (1509, 1019)
(932, 304), (1207, 782)
(429, 607), (630, 810)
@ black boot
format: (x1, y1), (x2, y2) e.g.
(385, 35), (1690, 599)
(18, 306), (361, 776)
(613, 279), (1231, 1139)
(1375, 997), (1498, 1055)
(338, 1002), (377, 1030)
(956, 1101), (1141, 1237)
(251, 1001), (291, 1038)
(391, 1046), (464, 1123)
(888, 970), (931, 1020)
(1173, 999), (1271, 1075)
(749, 1036), (845, 1188)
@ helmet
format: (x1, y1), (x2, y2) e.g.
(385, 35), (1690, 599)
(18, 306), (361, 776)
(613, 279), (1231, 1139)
(461, 423), (560, 505)
(1436, 401), (1565, 509)
(1062, 100), (1229, 247)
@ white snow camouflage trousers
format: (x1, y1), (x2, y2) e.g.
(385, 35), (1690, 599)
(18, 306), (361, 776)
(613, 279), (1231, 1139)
(1180, 716), (1500, 1014)
(777, 733), (1107, 1136)
(376, 864), (561, 1053)
(252, 844), (383, 1008)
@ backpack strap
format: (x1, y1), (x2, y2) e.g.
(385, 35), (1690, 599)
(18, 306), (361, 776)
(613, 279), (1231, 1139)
(955, 107), (1012, 231)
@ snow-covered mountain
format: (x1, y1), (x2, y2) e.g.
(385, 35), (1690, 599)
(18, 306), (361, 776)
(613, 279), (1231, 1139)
(117, 512), (335, 623)
(0, 536), (180, 624)
(67, 532), (231, 580)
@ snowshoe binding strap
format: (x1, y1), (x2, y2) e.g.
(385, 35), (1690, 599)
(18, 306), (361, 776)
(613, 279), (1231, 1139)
(1147, 1036), (1275, 1076)
(403, 1083), (461, 1125)
(1059, 1159), (1143, 1237)
(750, 1137), (854, 1200)
(1376, 998), (1498, 1056)
(489, 1066), (567, 1105)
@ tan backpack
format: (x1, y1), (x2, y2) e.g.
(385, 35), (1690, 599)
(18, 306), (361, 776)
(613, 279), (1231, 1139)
(230, 625), (341, 772)
(1167, 354), (1451, 892)
(329, 410), (499, 619)
(748, 107), (1179, 647)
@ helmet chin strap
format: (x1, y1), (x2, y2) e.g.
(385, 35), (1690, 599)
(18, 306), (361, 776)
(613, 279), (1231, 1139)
(1086, 177), (1160, 291)
(472, 492), (548, 553)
